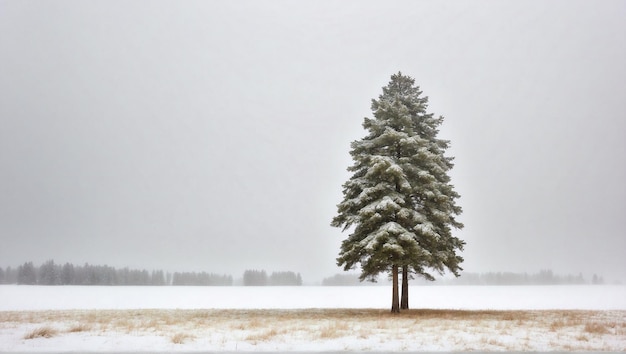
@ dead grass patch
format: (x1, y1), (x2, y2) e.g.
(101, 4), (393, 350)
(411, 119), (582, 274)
(24, 326), (58, 339)
(319, 321), (350, 339)
(245, 328), (280, 342)
(170, 332), (194, 344)
(67, 323), (91, 333)
(576, 333), (589, 341)
(481, 336), (505, 348)
(584, 322), (609, 334)
(549, 319), (567, 331)
(3, 308), (625, 351)
(113, 318), (137, 333)
(246, 317), (264, 329)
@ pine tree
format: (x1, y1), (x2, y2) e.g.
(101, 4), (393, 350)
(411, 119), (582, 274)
(17, 262), (37, 285)
(332, 72), (465, 313)
(61, 263), (75, 285)
(38, 259), (60, 285)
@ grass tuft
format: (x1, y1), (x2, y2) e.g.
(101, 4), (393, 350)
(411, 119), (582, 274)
(24, 326), (58, 339)
(319, 321), (350, 339)
(67, 323), (91, 333)
(170, 332), (194, 344)
(246, 328), (279, 342)
(584, 322), (609, 334)
(549, 319), (566, 332)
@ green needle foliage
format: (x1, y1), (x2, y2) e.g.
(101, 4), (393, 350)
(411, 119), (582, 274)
(331, 72), (465, 312)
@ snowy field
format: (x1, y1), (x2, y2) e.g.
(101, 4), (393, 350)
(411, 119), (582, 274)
(2, 285), (626, 311)
(1, 285), (625, 352)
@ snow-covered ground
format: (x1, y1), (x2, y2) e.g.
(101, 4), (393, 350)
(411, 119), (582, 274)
(1, 285), (625, 351)
(1, 284), (625, 311)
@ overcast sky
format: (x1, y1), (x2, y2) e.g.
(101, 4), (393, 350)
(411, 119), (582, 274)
(1, 0), (624, 283)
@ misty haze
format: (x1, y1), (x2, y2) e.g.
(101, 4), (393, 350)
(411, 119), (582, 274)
(1, 0), (625, 351)
(1, 0), (624, 285)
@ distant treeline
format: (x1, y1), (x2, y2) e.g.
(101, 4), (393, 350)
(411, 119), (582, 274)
(443, 270), (605, 286)
(0, 261), (301, 286)
(0, 261), (168, 286)
(321, 270), (606, 286)
(243, 270), (303, 286)
(321, 273), (366, 286)
(171, 272), (232, 286)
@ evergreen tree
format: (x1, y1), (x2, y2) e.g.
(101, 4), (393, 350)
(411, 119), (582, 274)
(61, 263), (75, 285)
(17, 262), (37, 285)
(243, 270), (268, 286)
(321, 273), (362, 286)
(268, 271), (303, 286)
(151, 270), (166, 285)
(5, 267), (17, 284)
(38, 260), (60, 285)
(332, 72), (465, 313)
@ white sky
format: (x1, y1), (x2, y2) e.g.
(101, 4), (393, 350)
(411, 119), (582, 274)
(1, 0), (624, 283)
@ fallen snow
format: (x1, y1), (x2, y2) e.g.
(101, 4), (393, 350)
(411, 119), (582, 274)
(1, 285), (625, 311)
(1, 285), (625, 352)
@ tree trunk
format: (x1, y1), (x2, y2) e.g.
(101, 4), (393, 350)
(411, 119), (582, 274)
(391, 265), (400, 313)
(401, 266), (409, 310)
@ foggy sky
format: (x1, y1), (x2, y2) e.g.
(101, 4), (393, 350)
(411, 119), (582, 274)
(1, 0), (624, 283)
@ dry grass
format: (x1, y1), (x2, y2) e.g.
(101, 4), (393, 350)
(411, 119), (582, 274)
(1, 308), (624, 351)
(23, 326), (58, 339)
(245, 328), (280, 342)
(170, 332), (194, 344)
(67, 323), (91, 333)
(584, 321), (610, 334)
(318, 321), (350, 339)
